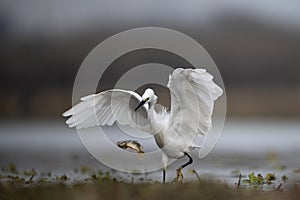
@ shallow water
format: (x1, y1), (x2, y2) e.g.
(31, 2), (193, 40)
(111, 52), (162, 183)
(0, 119), (300, 188)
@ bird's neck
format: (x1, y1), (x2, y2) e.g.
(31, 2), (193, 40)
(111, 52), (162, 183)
(148, 101), (164, 135)
(148, 101), (156, 121)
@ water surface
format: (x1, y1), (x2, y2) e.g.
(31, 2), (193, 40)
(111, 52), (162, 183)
(1, 119), (299, 188)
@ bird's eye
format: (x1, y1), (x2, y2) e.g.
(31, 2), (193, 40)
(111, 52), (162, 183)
(145, 97), (149, 101)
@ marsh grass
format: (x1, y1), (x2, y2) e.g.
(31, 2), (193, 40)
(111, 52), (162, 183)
(0, 163), (299, 200)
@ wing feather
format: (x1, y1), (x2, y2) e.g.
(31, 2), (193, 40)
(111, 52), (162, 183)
(168, 68), (223, 136)
(63, 89), (150, 133)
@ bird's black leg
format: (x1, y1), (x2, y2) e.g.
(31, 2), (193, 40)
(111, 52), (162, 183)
(163, 169), (166, 183)
(174, 153), (193, 183)
(181, 152), (193, 169)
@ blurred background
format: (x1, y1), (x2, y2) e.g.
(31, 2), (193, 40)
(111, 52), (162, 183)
(1, 0), (300, 119)
(0, 0), (300, 184)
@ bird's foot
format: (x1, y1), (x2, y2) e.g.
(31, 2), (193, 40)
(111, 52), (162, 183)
(172, 167), (183, 183)
(177, 167), (184, 183)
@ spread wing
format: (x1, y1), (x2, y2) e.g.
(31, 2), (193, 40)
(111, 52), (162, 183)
(62, 89), (150, 132)
(167, 68), (223, 136)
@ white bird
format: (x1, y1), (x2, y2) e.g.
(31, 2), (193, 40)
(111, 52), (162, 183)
(62, 68), (223, 183)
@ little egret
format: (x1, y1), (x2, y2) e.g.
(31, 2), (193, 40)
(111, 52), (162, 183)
(63, 68), (223, 183)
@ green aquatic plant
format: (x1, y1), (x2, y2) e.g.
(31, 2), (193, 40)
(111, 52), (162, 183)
(281, 175), (288, 182)
(37, 177), (50, 184)
(56, 175), (69, 182)
(243, 172), (279, 187)
(243, 172), (264, 185)
(6, 175), (26, 184)
(265, 173), (276, 184)
(86, 171), (112, 182)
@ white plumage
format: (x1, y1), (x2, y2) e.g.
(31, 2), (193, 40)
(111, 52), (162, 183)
(63, 68), (223, 183)
(63, 89), (150, 131)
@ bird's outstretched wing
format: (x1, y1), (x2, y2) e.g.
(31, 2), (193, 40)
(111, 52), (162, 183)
(62, 89), (150, 132)
(168, 68), (223, 136)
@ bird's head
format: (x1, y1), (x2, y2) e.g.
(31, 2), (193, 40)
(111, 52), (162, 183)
(135, 88), (157, 111)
